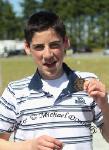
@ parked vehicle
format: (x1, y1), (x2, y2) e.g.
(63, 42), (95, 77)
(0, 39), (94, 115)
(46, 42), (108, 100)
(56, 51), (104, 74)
(103, 49), (109, 55)
(0, 40), (25, 57)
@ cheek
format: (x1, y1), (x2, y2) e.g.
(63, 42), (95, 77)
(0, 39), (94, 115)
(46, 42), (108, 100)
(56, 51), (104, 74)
(57, 50), (65, 59)
(54, 48), (65, 57)
(31, 51), (42, 63)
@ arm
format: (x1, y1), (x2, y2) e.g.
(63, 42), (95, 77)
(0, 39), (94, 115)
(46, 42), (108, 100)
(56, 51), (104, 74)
(99, 99), (109, 142)
(0, 133), (11, 140)
(0, 85), (18, 141)
(0, 139), (30, 150)
(84, 79), (109, 142)
(0, 135), (63, 150)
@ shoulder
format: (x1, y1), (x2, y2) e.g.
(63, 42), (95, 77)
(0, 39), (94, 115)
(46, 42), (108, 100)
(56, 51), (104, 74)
(8, 75), (33, 89)
(1, 75), (34, 103)
(4, 75), (34, 97)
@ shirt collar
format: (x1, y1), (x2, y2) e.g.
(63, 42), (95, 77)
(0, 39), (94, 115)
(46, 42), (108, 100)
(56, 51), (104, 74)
(28, 69), (42, 91)
(28, 63), (79, 93)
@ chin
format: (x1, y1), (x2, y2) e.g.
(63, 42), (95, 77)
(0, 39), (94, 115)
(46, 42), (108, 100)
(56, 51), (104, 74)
(43, 71), (59, 80)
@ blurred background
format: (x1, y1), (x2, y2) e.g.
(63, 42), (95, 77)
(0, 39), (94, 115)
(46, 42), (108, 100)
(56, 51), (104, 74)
(1, 0), (109, 56)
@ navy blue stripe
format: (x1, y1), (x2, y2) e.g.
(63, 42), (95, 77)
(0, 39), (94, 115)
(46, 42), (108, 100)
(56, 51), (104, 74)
(19, 120), (91, 128)
(57, 135), (92, 140)
(0, 118), (15, 124)
(1, 97), (16, 110)
(17, 95), (46, 104)
(7, 86), (15, 96)
(19, 107), (92, 116)
(10, 77), (31, 85)
(14, 136), (92, 144)
(95, 112), (102, 120)
(0, 114), (16, 123)
(0, 101), (16, 114)
(0, 129), (13, 132)
(63, 139), (92, 144)
(18, 124), (90, 130)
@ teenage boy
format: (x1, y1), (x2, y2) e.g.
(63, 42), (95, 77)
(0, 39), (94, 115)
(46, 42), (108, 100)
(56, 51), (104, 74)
(0, 11), (109, 150)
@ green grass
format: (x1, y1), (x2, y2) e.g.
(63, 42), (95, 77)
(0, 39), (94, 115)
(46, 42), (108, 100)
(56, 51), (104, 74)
(0, 56), (36, 94)
(0, 53), (109, 95)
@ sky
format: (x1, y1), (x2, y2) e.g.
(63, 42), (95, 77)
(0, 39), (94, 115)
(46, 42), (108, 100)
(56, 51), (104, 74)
(8, 0), (22, 15)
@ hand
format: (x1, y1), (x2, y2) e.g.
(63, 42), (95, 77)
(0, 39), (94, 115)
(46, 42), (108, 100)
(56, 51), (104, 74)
(0, 135), (63, 150)
(28, 135), (63, 150)
(84, 79), (108, 110)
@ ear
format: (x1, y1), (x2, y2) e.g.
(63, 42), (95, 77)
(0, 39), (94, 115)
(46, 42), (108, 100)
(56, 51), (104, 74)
(24, 41), (31, 55)
(64, 36), (70, 50)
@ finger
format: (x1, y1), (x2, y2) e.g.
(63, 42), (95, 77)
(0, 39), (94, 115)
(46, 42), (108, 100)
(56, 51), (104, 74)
(43, 135), (63, 148)
(38, 145), (52, 150)
(53, 139), (63, 148)
(88, 81), (105, 94)
(84, 79), (105, 93)
(84, 80), (90, 91)
(88, 90), (106, 99)
(38, 140), (62, 149)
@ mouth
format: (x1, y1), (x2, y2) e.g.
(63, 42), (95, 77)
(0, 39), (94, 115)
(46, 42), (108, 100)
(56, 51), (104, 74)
(44, 61), (57, 68)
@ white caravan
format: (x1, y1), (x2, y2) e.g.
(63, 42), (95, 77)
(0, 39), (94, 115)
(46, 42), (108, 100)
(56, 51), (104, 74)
(0, 40), (25, 57)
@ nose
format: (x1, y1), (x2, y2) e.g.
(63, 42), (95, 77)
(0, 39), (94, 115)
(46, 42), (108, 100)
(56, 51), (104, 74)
(43, 46), (53, 61)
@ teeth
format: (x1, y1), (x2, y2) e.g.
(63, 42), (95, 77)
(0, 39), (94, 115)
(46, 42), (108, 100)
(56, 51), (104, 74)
(46, 61), (55, 65)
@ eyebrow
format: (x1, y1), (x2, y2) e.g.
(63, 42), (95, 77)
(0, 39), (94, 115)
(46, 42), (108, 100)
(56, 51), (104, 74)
(31, 40), (62, 47)
(49, 40), (62, 44)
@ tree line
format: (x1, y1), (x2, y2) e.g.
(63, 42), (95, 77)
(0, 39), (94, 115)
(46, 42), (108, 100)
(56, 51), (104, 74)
(1, 0), (109, 50)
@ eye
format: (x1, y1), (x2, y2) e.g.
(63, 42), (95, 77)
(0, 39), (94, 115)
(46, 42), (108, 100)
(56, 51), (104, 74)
(49, 42), (62, 49)
(32, 44), (44, 51)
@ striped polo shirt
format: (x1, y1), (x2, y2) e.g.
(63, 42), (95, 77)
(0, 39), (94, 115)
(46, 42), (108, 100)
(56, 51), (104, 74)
(0, 63), (104, 150)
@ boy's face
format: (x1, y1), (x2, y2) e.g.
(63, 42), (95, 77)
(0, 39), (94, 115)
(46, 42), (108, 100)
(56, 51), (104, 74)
(25, 28), (68, 80)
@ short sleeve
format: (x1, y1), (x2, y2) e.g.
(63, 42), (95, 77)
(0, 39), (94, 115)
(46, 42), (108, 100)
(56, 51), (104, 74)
(92, 93), (109, 128)
(0, 83), (18, 133)
(91, 101), (103, 127)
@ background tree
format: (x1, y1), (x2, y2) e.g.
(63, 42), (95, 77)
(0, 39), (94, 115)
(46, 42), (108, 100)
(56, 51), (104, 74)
(0, 0), (5, 39)
(20, 0), (40, 20)
(1, 0), (109, 51)
(0, 0), (17, 39)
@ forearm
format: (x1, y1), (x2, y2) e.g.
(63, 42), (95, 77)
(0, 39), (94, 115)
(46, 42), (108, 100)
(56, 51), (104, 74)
(0, 139), (31, 150)
(101, 103), (109, 142)
(0, 135), (63, 150)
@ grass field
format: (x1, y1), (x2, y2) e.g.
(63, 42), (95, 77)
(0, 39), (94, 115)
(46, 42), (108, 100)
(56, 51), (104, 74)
(0, 52), (109, 95)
